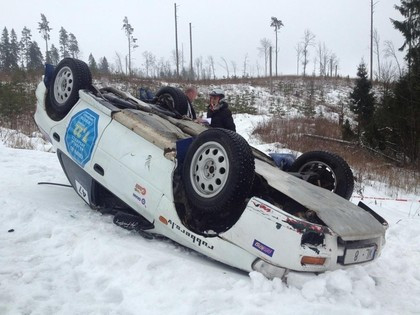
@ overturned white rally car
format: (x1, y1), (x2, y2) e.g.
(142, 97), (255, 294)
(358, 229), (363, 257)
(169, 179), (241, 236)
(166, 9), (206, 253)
(34, 58), (388, 279)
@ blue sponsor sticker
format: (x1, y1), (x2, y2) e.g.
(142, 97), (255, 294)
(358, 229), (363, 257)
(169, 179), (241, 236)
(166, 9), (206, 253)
(65, 109), (99, 167)
(252, 239), (275, 257)
(132, 193), (147, 208)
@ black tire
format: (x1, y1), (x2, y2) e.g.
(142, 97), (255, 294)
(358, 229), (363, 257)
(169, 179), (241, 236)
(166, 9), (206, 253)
(182, 129), (255, 230)
(289, 151), (354, 200)
(155, 86), (189, 117)
(47, 58), (92, 120)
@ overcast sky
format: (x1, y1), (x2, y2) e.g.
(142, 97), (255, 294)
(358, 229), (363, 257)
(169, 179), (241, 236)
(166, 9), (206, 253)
(1, 0), (405, 77)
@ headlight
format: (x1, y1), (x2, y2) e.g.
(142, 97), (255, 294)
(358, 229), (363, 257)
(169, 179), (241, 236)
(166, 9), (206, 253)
(301, 256), (326, 266)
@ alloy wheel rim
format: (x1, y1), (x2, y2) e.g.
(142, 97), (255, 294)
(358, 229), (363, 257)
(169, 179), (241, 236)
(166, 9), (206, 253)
(53, 66), (74, 105)
(190, 141), (229, 198)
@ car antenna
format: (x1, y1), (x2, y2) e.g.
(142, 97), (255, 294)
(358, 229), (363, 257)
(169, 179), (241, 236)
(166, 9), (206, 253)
(37, 182), (72, 188)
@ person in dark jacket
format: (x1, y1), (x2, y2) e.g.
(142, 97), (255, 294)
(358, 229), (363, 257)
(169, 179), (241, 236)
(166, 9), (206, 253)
(184, 86), (198, 120)
(207, 88), (236, 132)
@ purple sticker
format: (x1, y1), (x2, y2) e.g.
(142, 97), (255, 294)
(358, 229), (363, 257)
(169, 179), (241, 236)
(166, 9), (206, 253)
(252, 239), (275, 257)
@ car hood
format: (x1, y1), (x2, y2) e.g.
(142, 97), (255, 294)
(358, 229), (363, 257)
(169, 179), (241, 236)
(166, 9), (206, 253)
(254, 159), (385, 241)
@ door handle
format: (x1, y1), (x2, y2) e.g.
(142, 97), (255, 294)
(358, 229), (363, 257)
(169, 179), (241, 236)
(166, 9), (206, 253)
(53, 132), (60, 142)
(94, 164), (104, 176)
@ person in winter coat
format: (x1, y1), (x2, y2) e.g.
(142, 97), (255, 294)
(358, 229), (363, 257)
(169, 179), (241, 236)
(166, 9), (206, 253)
(207, 88), (236, 132)
(184, 86), (198, 120)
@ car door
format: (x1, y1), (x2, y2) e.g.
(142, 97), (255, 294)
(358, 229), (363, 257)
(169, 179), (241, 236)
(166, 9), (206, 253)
(91, 118), (176, 221)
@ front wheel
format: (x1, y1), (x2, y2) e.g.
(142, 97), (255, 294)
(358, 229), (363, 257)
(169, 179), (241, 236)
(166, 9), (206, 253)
(289, 151), (354, 200)
(182, 128), (255, 232)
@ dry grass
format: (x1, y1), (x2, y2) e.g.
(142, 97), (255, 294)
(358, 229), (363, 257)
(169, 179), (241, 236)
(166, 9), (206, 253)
(253, 117), (420, 195)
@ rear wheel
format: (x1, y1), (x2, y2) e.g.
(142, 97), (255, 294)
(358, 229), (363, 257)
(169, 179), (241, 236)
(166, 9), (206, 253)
(155, 86), (189, 117)
(289, 151), (354, 200)
(47, 58), (92, 120)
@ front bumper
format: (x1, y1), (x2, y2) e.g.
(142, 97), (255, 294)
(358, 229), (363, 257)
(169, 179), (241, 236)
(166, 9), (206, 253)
(221, 197), (386, 274)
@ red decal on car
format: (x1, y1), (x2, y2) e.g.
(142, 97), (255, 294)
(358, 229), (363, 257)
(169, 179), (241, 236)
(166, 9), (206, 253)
(135, 183), (147, 195)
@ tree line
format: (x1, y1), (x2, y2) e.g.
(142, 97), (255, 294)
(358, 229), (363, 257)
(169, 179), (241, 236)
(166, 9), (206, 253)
(0, 3), (418, 166)
(0, 14), (342, 80)
(0, 14), (110, 74)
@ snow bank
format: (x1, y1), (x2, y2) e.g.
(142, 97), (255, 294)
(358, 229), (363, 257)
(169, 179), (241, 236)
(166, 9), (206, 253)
(0, 127), (53, 152)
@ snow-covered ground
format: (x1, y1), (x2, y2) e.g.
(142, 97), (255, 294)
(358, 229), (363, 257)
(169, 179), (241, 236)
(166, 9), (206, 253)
(1, 118), (419, 315)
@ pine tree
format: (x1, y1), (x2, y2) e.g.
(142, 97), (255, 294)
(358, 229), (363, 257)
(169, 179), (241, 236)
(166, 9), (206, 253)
(88, 53), (97, 72)
(10, 29), (20, 70)
(68, 33), (79, 58)
(0, 27), (12, 71)
(341, 119), (355, 141)
(375, 0), (420, 163)
(122, 17), (138, 75)
(27, 41), (44, 71)
(392, 0), (420, 69)
(20, 27), (32, 68)
(99, 57), (110, 74)
(48, 44), (60, 65)
(270, 17), (284, 77)
(38, 14), (52, 63)
(59, 27), (69, 58)
(349, 62), (375, 143)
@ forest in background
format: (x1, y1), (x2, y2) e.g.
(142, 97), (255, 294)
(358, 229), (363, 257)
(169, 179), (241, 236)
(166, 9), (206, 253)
(0, 1), (418, 169)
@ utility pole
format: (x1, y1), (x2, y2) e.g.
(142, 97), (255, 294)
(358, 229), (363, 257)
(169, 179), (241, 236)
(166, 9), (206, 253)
(189, 22), (193, 80)
(174, 3), (179, 78)
(370, 0), (374, 82)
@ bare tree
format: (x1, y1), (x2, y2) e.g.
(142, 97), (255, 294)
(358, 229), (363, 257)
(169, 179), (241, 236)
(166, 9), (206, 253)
(157, 57), (172, 78)
(171, 49), (177, 69)
(242, 53), (248, 77)
(194, 56), (203, 80)
(379, 60), (398, 85)
(373, 29), (381, 80)
(270, 17), (284, 76)
(255, 60), (261, 77)
(122, 16), (138, 75)
(295, 43), (302, 76)
(301, 29), (316, 77)
(180, 43), (185, 74)
(317, 41), (329, 76)
(114, 52), (124, 74)
(207, 55), (216, 79)
(312, 55), (317, 76)
(231, 60), (237, 77)
(328, 53), (338, 77)
(157, 57), (164, 77)
(383, 40), (402, 77)
(258, 38), (272, 76)
(219, 57), (230, 78)
(142, 51), (156, 77)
